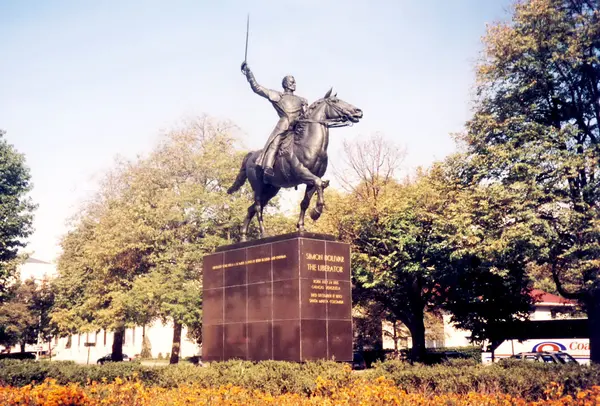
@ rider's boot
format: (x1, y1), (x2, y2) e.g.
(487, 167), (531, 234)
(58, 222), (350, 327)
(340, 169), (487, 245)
(262, 139), (280, 184)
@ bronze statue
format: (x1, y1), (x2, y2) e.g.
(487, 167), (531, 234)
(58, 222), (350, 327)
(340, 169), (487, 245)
(241, 63), (308, 181)
(230, 16), (362, 241)
(229, 83), (363, 241)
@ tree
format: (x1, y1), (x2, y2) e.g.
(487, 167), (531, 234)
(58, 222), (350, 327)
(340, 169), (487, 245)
(460, 0), (600, 363)
(52, 116), (288, 362)
(0, 130), (36, 299)
(0, 278), (55, 352)
(315, 135), (534, 360)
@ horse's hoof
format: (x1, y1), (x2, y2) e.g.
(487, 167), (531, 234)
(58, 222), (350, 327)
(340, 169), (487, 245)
(297, 224), (305, 232)
(322, 180), (330, 189)
(240, 236), (247, 242)
(310, 207), (323, 221)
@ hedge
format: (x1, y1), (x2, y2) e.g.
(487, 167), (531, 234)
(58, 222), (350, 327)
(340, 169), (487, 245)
(0, 359), (598, 400)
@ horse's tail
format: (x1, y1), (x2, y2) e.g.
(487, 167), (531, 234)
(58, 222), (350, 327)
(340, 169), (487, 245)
(227, 152), (252, 194)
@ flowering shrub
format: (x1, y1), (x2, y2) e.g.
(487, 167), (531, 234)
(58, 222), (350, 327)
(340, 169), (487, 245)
(1, 359), (599, 402)
(0, 376), (599, 405)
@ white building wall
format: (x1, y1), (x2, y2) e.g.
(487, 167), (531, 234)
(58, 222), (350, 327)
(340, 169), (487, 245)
(442, 314), (471, 348)
(51, 322), (201, 364)
(381, 304), (570, 351)
(18, 259), (56, 282)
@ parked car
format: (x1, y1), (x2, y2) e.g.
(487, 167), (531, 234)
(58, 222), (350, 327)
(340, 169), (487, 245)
(351, 351), (367, 370)
(0, 352), (37, 361)
(97, 353), (132, 365)
(510, 351), (578, 364)
(185, 355), (203, 366)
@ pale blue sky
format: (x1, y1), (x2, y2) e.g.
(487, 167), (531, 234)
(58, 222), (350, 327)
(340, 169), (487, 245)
(1, 0), (513, 261)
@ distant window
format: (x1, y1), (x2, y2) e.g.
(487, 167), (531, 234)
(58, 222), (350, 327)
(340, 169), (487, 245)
(555, 353), (577, 363)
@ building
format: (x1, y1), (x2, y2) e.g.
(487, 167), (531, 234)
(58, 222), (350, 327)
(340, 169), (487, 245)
(18, 257), (56, 282)
(51, 324), (200, 364)
(383, 289), (584, 351)
(4, 258), (201, 363)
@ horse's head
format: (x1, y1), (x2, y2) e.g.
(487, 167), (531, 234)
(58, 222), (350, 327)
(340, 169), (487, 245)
(318, 88), (363, 126)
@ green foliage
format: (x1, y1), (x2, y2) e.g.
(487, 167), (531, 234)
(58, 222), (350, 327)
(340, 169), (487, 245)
(0, 359), (598, 400)
(0, 278), (55, 349)
(426, 346), (482, 363)
(51, 116), (288, 360)
(0, 360), (349, 395)
(315, 160), (533, 358)
(0, 130), (36, 298)
(459, 0), (600, 361)
(365, 360), (600, 400)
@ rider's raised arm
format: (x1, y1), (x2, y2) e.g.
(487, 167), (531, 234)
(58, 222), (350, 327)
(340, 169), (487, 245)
(245, 67), (281, 102)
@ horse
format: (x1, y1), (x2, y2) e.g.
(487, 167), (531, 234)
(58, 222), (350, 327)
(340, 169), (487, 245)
(227, 88), (363, 241)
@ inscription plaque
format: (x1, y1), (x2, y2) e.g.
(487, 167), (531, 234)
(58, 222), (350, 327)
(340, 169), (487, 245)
(202, 232), (352, 362)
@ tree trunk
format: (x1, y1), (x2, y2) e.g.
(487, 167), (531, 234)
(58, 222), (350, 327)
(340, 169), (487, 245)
(408, 316), (426, 363)
(169, 322), (182, 364)
(588, 288), (600, 364)
(392, 322), (399, 352)
(140, 324), (152, 359)
(111, 327), (125, 361)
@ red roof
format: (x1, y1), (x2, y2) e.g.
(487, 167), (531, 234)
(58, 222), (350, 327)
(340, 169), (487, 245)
(530, 289), (576, 305)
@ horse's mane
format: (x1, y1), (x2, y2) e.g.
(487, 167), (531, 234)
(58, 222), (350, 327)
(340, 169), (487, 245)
(306, 98), (326, 116)
(292, 98), (327, 139)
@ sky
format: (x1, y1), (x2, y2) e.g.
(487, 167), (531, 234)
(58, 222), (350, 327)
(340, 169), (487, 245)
(0, 0), (514, 262)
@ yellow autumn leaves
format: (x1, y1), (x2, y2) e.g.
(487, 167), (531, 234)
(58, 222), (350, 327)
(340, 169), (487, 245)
(1, 376), (599, 406)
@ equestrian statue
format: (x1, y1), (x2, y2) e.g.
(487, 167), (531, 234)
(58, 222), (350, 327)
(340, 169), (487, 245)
(228, 63), (363, 241)
(227, 17), (363, 241)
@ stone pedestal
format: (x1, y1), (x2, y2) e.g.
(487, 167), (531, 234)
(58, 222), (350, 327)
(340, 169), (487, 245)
(202, 232), (352, 362)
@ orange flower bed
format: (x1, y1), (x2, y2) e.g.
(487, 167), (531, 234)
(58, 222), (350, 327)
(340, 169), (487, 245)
(0, 376), (598, 405)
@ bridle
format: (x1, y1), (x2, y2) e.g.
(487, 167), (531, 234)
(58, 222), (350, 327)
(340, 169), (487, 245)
(297, 98), (355, 128)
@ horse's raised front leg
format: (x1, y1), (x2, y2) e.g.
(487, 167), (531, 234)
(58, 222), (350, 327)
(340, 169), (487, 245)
(297, 185), (316, 231)
(309, 179), (329, 221)
(291, 164), (329, 222)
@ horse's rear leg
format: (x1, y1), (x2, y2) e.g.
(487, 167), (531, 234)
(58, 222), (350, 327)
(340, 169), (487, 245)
(254, 197), (266, 238)
(297, 185), (316, 231)
(241, 204), (256, 242)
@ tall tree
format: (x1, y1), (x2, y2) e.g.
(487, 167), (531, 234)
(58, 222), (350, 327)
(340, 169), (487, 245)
(52, 116), (282, 361)
(315, 135), (533, 360)
(460, 0), (600, 363)
(0, 130), (36, 299)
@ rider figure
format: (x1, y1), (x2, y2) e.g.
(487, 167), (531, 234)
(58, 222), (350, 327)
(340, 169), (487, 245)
(241, 62), (308, 182)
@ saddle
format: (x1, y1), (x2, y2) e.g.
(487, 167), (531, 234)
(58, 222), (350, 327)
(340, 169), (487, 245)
(277, 131), (295, 158)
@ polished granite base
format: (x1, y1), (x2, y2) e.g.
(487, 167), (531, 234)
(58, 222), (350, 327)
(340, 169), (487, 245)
(202, 232), (352, 362)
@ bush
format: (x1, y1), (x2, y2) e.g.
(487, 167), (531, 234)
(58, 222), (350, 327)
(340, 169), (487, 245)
(364, 359), (600, 399)
(426, 346), (482, 363)
(1, 376), (599, 405)
(0, 358), (598, 400)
